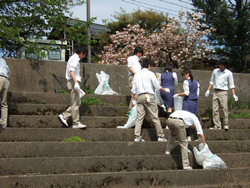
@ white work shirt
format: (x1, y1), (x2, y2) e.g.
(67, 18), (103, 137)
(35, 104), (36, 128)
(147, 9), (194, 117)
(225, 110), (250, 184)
(131, 68), (161, 96)
(170, 110), (204, 135)
(65, 53), (81, 82)
(183, 78), (200, 96)
(209, 68), (235, 90)
(127, 55), (141, 76)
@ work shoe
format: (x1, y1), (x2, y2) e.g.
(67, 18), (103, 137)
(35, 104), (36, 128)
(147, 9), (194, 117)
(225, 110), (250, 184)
(224, 125), (229, 130)
(195, 138), (201, 142)
(183, 166), (193, 170)
(134, 137), (145, 142)
(165, 126), (169, 129)
(72, 123), (86, 129)
(210, 126), (221, 130)
(158, 137), (168, 142)
(58, 114), (68, 127)
(165, 151), (170, 155)
(187, 136), (192, 142)
(0, 123), (6, 129)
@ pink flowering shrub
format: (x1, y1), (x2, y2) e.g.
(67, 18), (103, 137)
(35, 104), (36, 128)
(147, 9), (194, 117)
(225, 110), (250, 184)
(98, 10), (215, 68)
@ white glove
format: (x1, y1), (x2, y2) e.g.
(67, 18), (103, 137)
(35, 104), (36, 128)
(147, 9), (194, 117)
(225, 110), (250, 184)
(132, 100), (137, 106)
(233, 95), (238, 101)
(173, 94), (178, 98)
(205, 90), (210, 97)
(74, 83), (80, 91)
(164, 88), (170, 93)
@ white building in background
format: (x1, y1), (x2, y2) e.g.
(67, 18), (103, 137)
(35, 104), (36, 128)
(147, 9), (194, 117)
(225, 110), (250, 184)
(18, 39), (67, 62)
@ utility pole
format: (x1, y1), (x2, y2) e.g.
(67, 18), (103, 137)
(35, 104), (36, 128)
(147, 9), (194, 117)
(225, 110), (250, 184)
(87, 0), (91, 63)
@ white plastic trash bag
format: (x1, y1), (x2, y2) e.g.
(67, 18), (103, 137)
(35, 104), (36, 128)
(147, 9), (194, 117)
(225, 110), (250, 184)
(154, 89), (164, 106)
(193, 143), (213, 165)
(94, 71), (118, 95)
(174, 96), (183, 111)
(117, 103), (137, 129)
(202, 155), (227, 169)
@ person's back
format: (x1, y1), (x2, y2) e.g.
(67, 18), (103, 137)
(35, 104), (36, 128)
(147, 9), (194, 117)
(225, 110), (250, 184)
(161, 72), (174, 90)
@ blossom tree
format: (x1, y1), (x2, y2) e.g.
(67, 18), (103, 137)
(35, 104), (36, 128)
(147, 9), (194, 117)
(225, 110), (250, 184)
(98, 10), (215, 68)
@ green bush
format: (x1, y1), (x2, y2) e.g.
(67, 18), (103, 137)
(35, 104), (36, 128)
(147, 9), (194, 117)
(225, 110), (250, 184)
(62, 136), (88, 142)
(228, 97), (250, 110)
(81, 96), (104, 106)
(229, 112), (250, 119)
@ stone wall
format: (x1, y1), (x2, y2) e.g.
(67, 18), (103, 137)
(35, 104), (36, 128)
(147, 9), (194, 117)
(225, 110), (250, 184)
(5, 58), (250, 99)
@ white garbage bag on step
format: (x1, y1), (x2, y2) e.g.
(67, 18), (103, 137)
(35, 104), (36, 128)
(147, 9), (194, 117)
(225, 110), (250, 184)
(117, 103), (137, 129)
(202, 155), (227, 169)
(94, 71), (118, 95)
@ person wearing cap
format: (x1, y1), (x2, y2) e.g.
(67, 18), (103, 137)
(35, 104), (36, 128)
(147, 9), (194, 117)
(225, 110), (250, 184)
(131, 59), (169, 142)
(205, 58), (238, 130)
(164, 110), (206, 170)
(126, 47), (143, 116)
(0, 58), (10, 128)
(58, 46), (87, 129)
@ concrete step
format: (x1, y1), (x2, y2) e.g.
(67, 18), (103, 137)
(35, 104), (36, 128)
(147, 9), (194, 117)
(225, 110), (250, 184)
(8, 115), (250, 129)
(0, 153), (248, 175)
(0, 141), (249, 158)
(0, 128), (249, 142)
(0, 167), (248, 188)
(8, 92), (212, 107)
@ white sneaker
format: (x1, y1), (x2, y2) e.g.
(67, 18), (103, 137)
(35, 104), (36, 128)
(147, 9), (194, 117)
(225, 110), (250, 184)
(165, 151), (170, 155)
(224, 125), (229, 130)
(134, 137), (145, 142)
(183, 166), (193, 170)
(161, 104), (167, 112)
(158, 137), (168, 142)
(210, 126), (221, 130)
(165, 126), (169, 129)
(187, 136), (192, 142)
(195, 138), (201, 142)
(72, 123), (86, 129)
(58, 114), (68, 127)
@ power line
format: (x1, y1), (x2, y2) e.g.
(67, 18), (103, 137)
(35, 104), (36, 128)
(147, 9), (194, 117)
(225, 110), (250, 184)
(160, 0), (191, 10)
(178, 0), (193, 5)
(122, 0), (179, 17)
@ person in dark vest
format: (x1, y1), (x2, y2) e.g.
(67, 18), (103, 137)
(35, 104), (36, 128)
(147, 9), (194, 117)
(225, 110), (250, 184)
(174, 69), (200, 141)
(159, 63), (178, 120)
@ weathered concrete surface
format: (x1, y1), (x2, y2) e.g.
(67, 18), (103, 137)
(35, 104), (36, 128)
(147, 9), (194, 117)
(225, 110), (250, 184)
(0, 141), (249, 158)
(0, 128), (249, 142)
(0, 153), (249, 175)
(0, 167), (248, 188)
(8, 115), (250, 129)
(5, 59), (250, 99)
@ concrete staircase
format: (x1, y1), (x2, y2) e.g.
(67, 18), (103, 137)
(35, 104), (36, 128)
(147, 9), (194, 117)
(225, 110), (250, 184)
(0, 92), (249, 187)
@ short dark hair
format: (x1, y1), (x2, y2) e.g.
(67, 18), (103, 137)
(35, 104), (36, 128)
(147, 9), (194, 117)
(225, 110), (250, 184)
(142, 59), (153, 68)
(76, 46), (88, 55)
(134, 47), (143, 56)
(163, 63), (173, 72)
(218, 58), (228, 66)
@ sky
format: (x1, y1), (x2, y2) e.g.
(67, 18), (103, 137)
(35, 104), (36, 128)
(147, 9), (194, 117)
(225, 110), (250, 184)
(70, 0), (194, 25)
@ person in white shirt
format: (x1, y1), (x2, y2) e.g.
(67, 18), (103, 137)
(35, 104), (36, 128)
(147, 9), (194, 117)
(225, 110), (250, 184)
(205, 58), (238, 130)
(131, 59), (169, 142)
(0, 58), (10, 128)
(165, 110), (206, 170)
(126, 47), (143, 116)
(58, 46), (87, 129)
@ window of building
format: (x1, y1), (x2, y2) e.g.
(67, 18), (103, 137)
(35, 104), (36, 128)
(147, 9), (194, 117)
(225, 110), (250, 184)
(48, 50), (61, 60)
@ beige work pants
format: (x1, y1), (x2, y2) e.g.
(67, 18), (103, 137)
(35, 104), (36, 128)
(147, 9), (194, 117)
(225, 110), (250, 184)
(0, 77), (9, 126)
(134, 93), (164, 139)
(166, 118), (189, 168)
(212, 90), (228, 128)
(62, 80), (81, 125)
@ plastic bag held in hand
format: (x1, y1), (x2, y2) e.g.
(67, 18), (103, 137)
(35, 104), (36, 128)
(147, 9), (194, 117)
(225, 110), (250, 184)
(193, 143), (213, 165)
(74, 83), (80, 91)
(233, 95), (238, 101)
(205, 90), (210, 97)
(174, 96), (183, 111)
(117, 101), (137, 129)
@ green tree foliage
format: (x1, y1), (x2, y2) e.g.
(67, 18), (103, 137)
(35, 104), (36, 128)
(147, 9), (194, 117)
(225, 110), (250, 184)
(0, 0), (96, 58)
(192, 0), (250, 73)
